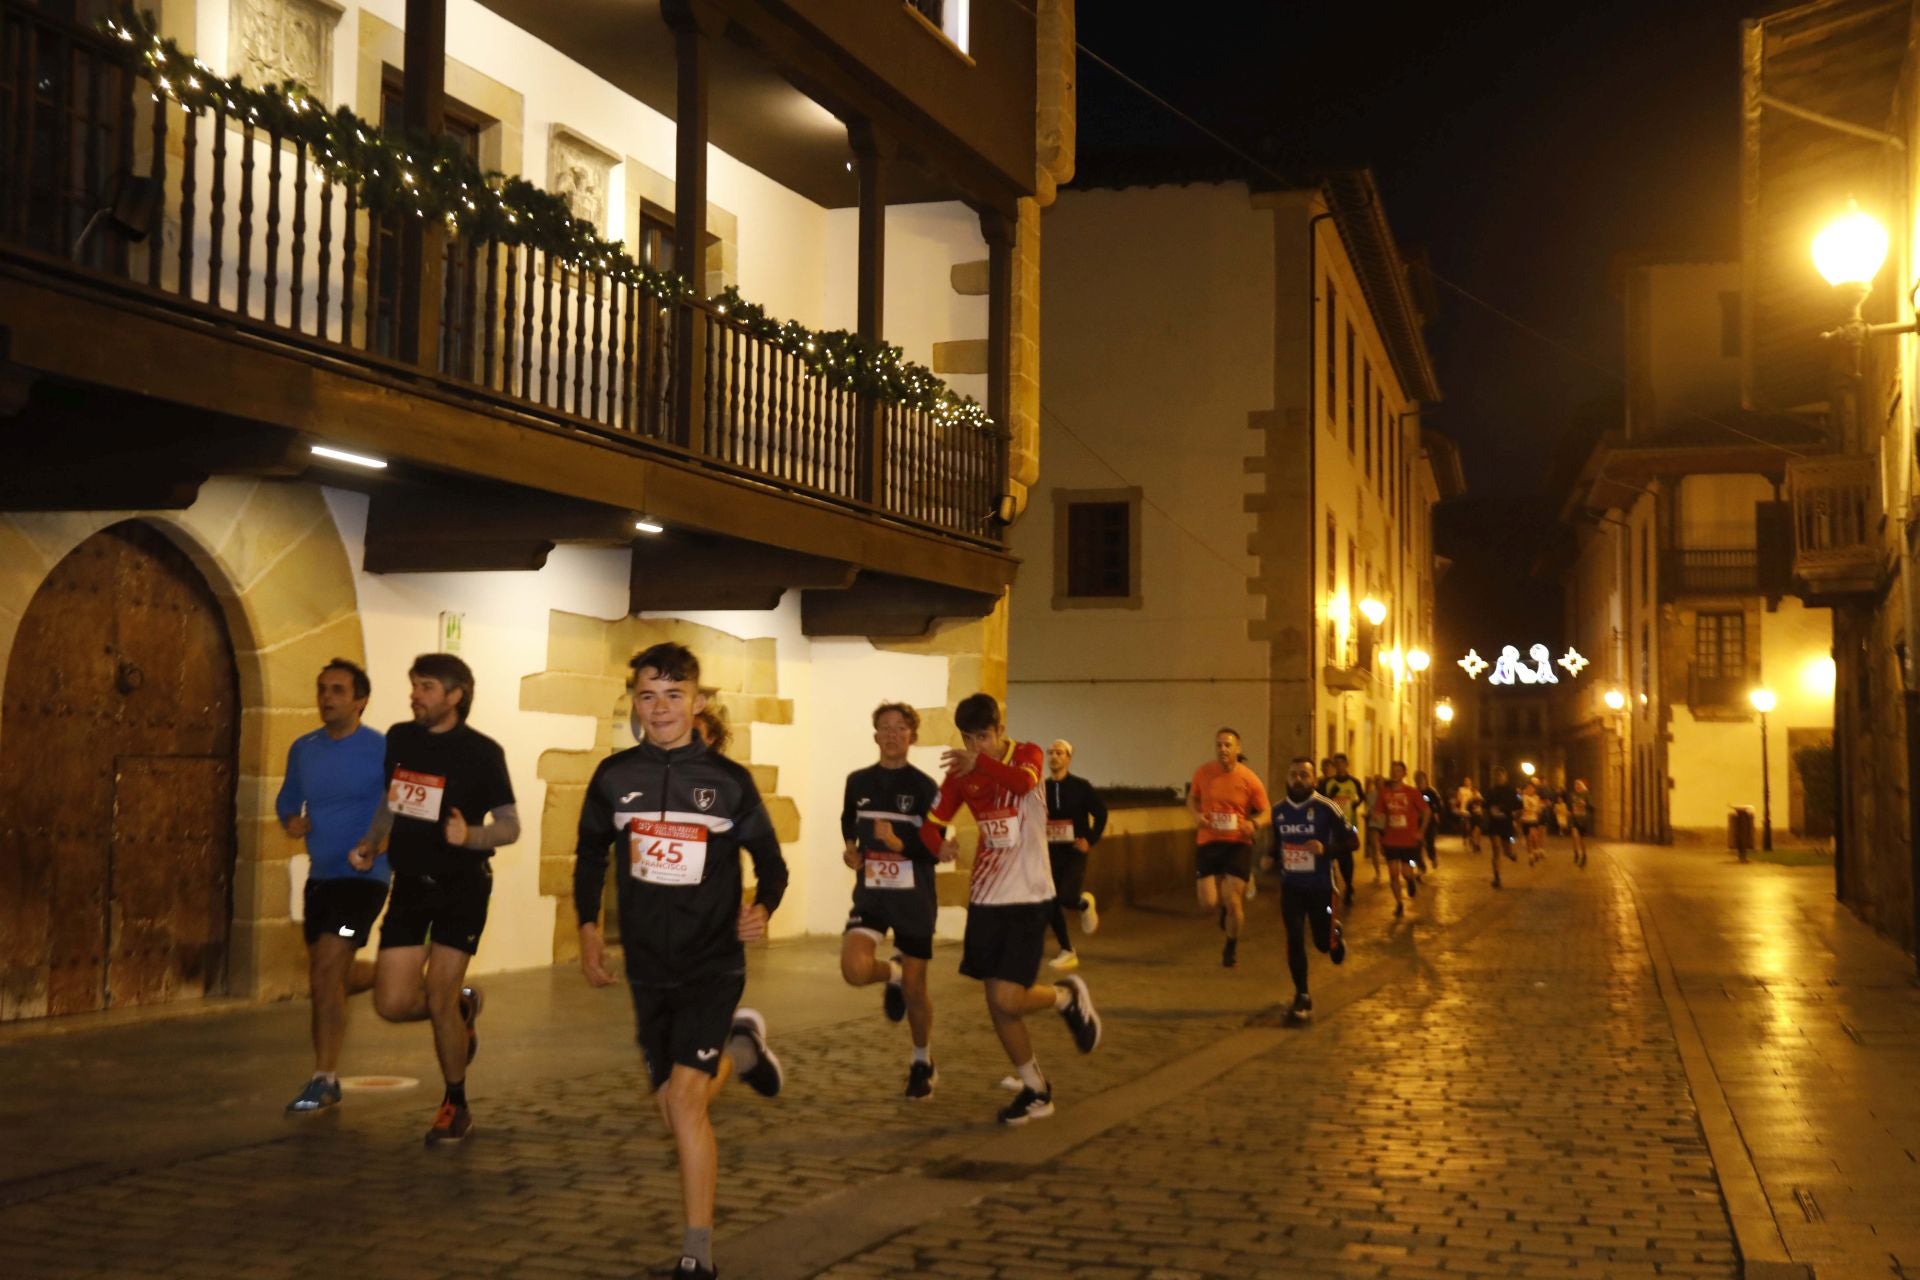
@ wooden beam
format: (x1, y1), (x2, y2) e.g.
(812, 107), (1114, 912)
(363, 484), (637, 573)
(801, 572), (1000, 638)
(663, 0), (714, 449)
(850, 119), (889, 505)
(0, 268), (1018, 596)
(980, 207), (1015, 454)
(398, 0), (448, 369)
(631, 529), (856, 612)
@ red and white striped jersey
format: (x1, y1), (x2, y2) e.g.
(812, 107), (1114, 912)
(923, 739), (1053, 905)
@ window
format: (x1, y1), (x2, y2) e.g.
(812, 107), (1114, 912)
(1326, 509), (1339, 662)
(1363, 363), (1373, 481)
(905, 0), (970, 54)
(1719, 291), (1741, 358)
(1693, 611), (1747, 708)
(377, 76), (488, 369)
(638, 204), (678, 273)
(1345, 322), (1357, 454)
(1053, 488), (1142, 608)
(1324, 281), (1338, 433)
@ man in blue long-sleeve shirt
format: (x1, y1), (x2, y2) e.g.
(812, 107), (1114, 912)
(275, 659), (388, 1114)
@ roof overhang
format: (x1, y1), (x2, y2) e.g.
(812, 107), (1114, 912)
(1322, 170), (1443, 404)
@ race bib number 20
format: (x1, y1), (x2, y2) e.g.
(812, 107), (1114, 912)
(630, 819), (709, 886)
(863, 855), (914, 890)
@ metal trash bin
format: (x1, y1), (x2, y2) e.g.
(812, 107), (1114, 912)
(1728, 806), (1755, 854)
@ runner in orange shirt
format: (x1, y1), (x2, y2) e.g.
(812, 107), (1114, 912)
(1188, 727), (1271, 968)
(1375, 760), (1431, 918)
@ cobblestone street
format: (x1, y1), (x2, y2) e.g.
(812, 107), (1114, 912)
(3, 840), (1913, 1279)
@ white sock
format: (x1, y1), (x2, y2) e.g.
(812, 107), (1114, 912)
(911, 1044), (930, 1065)
(887, 958), (903, 985)
(1016, 1059), (1046, 1092)
(1053, 985), (1072, 1011)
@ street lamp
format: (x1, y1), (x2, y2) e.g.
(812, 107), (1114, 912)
(1435, 699), (1455, 725)
(1519, 761), (1536, 778)
(1750, 688), (1777, 853)
(1407, 648), (1432, 672)
(1358, 596), (1387, 626)
(1603, 688), (1626, 712)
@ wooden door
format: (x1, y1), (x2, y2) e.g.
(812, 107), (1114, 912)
(0, 522), (238, 1020)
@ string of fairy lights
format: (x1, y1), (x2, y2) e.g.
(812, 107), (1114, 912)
(101, 11), (995, 437)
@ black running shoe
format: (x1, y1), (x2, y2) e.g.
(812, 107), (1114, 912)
(882, 953), (906, 1023)
(424, 1100), (473, 1147)
(459, 985), (484, 1066)
(1329, 920), (1346, 965)
(727, 1008), (783, 1098)
(996, 1084), (1054, 1126)
(1221, 937), (1238, 968)
(1407, 873), (1419, 899)
(1284, 993), (1313, 1026)
(1342, 889), (1354, 910)
(1394, 902), (1404, 919)
(651, 1259), (717, 1280)
(1057, 974), (1101, 1053)
(905, 1059), (936, 1100)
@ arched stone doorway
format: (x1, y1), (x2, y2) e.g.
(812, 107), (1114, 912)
(0, 522), (239, 1019)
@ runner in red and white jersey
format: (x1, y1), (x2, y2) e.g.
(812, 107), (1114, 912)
(917, 693), (1101, 1126)
(1375, 760), (1430, 918)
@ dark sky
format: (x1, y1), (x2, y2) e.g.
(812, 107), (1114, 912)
(1072, 0), (1758, 626)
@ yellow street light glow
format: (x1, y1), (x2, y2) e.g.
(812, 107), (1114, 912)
(1749, 688), (1778, 714)
(1519, 761), (1536, 777)
(1801, 656), (1836, 697)
(1434, 700), (1455, 724)
(1407, 648), (1431, 672)
(634, 519), (665, 534)
(310, 444), (387, 469)
(1358, 596), (1387, 626)
(1812, 202), (1889, 288)
(1603, 688), (1627, 711)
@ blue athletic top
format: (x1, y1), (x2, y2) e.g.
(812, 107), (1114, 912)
(1271, 792), (1352, 891)
(276, 724), (390, 882)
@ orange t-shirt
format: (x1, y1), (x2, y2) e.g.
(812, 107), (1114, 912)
(1190, 761), (1270, 846)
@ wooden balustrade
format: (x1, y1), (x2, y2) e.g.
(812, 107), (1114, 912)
(1786, 454), (1879, 594)
(0, 1), (1004, 544)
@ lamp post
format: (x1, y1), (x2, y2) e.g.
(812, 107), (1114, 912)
(1750, 688), (1777, 853)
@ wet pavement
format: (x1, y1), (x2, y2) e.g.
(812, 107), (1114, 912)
(0, 838), (1912, 1279)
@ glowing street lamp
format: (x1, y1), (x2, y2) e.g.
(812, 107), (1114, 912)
(1749, 688), (1777, 853)
(1812, 201), (1888, 291)
(1407, 648), (1431, 672)
(1602, 688), (1627, 712)
(1358, 596), (1387, 627)
(1519, 761), (1536, 778)
(1434, 699), (1455, 724)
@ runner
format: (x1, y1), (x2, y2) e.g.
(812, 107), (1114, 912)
(1455, 776), (1484, 855)
(1519, 780), (1546, 864)
(1482, 766), (1520, 887)
(1415, 769), (1444, 868)
(838, 702), (944, 1099)
(1567, 778), (1593, 868)
(1043, 739), (1108, 972)
(1267, 757), (1353, 1026)
(1375, 761), (1431, 918)
(350, 654), (518, 1147)
(917, 693), (1101, 1126)
(277, 658), (388, 1114)
(1188, 727), (1270, 968)
(574, 642), (791, 1280)
(1320, 753), (1365, 907)
(1363, 773), (1389, 880)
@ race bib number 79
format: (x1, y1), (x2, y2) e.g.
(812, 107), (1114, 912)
(388, 769), (446, 822)
(630, 819), (709, 886)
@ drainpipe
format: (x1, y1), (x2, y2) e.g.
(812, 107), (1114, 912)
(1307, 206), (1335, 764)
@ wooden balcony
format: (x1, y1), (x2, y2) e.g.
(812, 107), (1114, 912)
(0, 4), (1010, 602)
(1660, 548), (1761, 599)
(1787, 454), (1881, 599)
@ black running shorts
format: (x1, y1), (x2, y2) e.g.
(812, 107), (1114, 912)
(628, 973), (746, 1089)
(844, 905), (934, 960)
(1195, 841), (1253, 882)
(379, 870), (491, 955)
(302, 877), (390, 948)
(959, 902), (1050, 986)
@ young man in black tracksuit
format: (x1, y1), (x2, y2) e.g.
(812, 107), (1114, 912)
(1043, 739), (1108, 971)
(574, 642), (790, 1280)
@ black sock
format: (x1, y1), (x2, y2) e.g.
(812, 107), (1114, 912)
(444, 1081), (466, 1107)
(1049, 905), (1071, 950)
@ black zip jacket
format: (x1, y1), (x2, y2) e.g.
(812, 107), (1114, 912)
(574, 738), (789, 987)
(1044, 774), (1109, 847)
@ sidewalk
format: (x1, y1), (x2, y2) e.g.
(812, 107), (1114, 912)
(0, 839), (1907, 1278)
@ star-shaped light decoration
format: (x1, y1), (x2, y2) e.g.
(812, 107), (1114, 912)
(1457, 649), (1489, 680)
(1556, 647), (1589, 678)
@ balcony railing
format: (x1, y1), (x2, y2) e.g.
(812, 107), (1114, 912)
(1660, 548), (1760, 598)
(1787, 454), (1879, 595)
(0, 3), (1004, 542)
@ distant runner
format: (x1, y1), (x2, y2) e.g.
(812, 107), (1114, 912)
(1043, 740), (1108, 972)
(1189, 728), (1270, 969)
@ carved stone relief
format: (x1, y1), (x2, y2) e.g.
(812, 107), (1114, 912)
(549, 129), (616, 236)
(230, 0), (338, 97)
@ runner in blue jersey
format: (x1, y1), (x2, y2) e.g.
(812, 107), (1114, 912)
(1265, 757), (1355, 1026)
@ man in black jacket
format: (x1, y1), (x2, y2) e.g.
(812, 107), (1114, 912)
(574, 642), (790, 1280)
(1043, 739), (1108, 971)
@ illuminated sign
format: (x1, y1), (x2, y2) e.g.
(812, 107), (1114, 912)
(1458, 644), (1588, 684)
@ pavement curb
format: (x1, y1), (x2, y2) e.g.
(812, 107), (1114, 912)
(1610, 858), (1814, 1280)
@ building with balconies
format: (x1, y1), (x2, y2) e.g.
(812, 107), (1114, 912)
(0, 0), (1074, 1020)
(1551, 257), (1835, 845)
(1007, 163), (1461, 793)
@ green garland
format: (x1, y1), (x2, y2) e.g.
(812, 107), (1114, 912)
(103, 12), (996, 435)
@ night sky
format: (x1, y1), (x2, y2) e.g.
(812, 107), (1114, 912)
(1070, 0), (1760, 631)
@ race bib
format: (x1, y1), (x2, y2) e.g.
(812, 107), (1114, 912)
(629, 819), (709, 886)
(863, 855), (914, 890)
(1206, 811), (1240, 833)
(387, 768), (445, 822)
(1388, 814), (1408, 829)
(1046, 820), (1075, 844)
(979, 808), (1021, 852)
(1281, 843), (1317, 873)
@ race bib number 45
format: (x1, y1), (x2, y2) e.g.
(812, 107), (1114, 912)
(629, 819), (709, 886)
(863, 855), (914, 890)
(388, 769), (446, 822)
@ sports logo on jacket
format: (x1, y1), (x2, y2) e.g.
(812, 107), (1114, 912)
(692, 787), (717, 812)
(899, 794), (916, 812)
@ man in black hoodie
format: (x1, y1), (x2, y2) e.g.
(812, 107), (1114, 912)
(574, 642), (790, 1280)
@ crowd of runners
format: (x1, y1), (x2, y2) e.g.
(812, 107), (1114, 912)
(272, 647), (1597, 1278)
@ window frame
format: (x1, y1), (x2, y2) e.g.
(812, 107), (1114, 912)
(1052, 487), (1144, 610)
